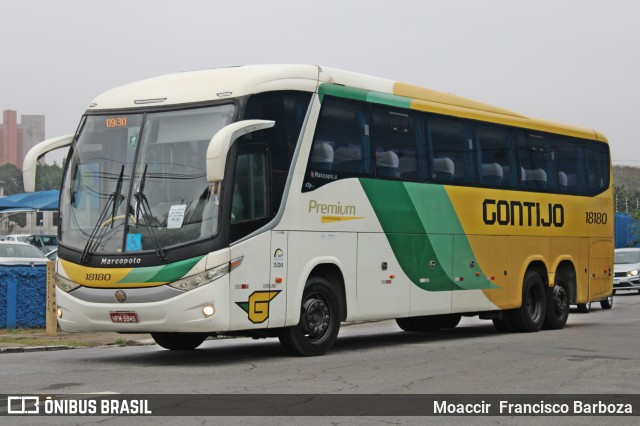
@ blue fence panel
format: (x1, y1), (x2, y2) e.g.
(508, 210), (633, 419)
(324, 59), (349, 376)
(615, 212), (640, 248)
(0, 265), (47, 328)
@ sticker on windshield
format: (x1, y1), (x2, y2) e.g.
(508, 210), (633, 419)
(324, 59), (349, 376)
(126, 233), (142, 251)
(167, 204), (187, 229)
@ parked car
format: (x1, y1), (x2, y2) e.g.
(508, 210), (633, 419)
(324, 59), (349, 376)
(613, 247), (640, 294)
(0, 241), (49, 266)
(45, 248), (58, 261)
(25, 234), (58, 254)
(1, 234), (58, 254)
(1, 234), (30, 243)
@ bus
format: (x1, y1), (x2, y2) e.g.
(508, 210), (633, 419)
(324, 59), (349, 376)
(23, 65), (613, 356)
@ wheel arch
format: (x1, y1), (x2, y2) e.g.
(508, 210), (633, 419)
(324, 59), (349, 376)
(517, 259), (548, 308)
(308, 263), (347, 322)
(287, 257), (348, 326)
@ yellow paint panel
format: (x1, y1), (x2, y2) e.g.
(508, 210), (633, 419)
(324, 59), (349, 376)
(59, 259), (165, 288)
(394, 82), (525, 118)
(393, 82), (600, 140)
(445, 186), (613, 238)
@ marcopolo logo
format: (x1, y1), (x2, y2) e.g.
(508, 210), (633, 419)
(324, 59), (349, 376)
(482, 199), (564, 228)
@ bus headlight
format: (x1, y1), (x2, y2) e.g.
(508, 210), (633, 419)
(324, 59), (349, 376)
(169, 263), (229, 291)
(55, 273), (80, 293)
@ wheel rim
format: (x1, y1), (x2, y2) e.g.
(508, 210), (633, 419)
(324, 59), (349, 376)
(551, 286), (569, 317)
(301, 294), (331, 342)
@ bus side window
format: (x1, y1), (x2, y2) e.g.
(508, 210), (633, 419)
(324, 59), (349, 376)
(584, 141), (610, 195)
(518, 131), (553, 192)
(554, 139), (582, 195)
(475, 123), (517, 188)
(231, 146), (268, 224)
(371, 107), (422, 179)
(427, 115), (476, 184)
(303, 96), (372, 192)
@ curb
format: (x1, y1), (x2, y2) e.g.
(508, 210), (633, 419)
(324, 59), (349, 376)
(0, 339), (156, 354)
(0, 346), (76, 354)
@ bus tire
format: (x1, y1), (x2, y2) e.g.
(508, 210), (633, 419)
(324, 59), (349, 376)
(511, 270), (546, 332)
(492, 314), (514, 333)
(396, 317), (421, 332)
(576, 303), (590, 313)
(543, 283), (570, 330)
(600, 295), (613, 309)
(437, 314), (462, 329)
(151, 332), (207, 350)
(396, 314), (461, 332)
(278, 276), (341, 356)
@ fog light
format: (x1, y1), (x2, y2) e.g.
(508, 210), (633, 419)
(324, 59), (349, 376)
(57, 308), (63, 319)
(202, 304), (215, 318)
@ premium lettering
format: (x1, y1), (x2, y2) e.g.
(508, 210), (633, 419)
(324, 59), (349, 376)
(308, 200), (356, 215)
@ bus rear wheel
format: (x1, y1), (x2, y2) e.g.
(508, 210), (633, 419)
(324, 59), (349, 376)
(151, 332), (207, 350)
(600, 295), (613, 309)
(577, 303), (590, 313)
(543, 283), (570, 330)
(278, 276), (341, 356)
(510, 270), (546, 332)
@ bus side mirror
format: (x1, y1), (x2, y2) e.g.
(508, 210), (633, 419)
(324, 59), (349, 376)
(23, 134), (74, 192)
(206, 120), (275, 182)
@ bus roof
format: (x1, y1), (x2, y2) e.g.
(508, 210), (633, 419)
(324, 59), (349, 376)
(87, 64), (603, 141)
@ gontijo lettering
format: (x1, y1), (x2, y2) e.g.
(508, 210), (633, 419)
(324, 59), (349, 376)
(482, 199), (564, 227)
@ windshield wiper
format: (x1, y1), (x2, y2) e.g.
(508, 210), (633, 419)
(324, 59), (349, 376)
(134, 164), (167, 261)
(79, 165), (125, 264)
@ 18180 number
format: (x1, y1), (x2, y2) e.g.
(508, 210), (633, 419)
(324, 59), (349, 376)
(585, 212), (607, 224)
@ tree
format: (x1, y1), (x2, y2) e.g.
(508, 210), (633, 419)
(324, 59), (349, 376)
(35, 162), (64, 191)
(0, 163), (23, 195)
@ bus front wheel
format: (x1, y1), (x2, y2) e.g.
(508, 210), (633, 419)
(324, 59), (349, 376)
(278, 276), (341, 356)
(151, 332), (207, 350)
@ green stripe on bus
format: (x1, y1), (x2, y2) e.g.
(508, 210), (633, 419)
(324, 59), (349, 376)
(118, 255), (205, 284)
(318, 84), (412, 109)
(359, 179), (496, 291)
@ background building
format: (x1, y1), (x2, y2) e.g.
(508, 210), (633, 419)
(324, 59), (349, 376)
(0, 109), (45, 169)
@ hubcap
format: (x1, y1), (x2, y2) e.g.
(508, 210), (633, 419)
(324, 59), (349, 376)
(301, 295), (330, 340)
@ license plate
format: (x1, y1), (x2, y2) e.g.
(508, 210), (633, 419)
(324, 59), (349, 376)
(110, 312), (139, 323)
(613, 279), (620, 284)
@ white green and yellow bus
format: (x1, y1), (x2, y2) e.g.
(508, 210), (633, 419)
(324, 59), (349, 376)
(24, 65), (613, 355)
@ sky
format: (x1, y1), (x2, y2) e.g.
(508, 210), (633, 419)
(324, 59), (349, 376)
(2, 0), (639, 166)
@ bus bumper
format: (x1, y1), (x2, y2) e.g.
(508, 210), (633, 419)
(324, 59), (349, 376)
(55, 277), (230, 333)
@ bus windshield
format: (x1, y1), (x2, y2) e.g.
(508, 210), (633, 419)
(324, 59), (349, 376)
(60, 104), (235, 257)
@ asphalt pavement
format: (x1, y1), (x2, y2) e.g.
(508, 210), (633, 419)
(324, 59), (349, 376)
(0, 328), (154, 353)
